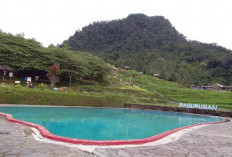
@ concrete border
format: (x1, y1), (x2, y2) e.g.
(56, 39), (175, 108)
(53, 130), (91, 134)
(0, 107), (228, 146)
(125, 104), (232, 117)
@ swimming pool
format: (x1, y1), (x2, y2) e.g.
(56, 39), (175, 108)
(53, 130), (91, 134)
(0, 106), (223, 145)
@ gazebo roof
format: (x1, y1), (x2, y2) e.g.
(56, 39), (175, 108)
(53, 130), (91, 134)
(0, 65), (14, 71)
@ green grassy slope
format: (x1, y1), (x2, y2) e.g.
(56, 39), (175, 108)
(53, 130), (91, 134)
(116, 69), (232, 111)
(0, 86), (138, 108)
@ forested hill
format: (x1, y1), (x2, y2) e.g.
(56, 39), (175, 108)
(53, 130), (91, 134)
(0, 31), (111, 83)
(63, 14), (232, 86)
(65, 14), (186, 52)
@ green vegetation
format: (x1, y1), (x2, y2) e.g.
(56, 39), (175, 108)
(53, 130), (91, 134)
(0, 31), (111, 83)
(64, 13), (232, 85)
(0, 86), (138, 108)
(1, 69), (231, 111)
(115, 69), (232, 111)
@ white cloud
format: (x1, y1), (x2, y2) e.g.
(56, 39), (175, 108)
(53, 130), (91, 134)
(0, 0), (231, 50)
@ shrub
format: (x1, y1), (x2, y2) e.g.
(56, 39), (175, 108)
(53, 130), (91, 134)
(38, 83), (47, 90)
(15, 84), (22, 88)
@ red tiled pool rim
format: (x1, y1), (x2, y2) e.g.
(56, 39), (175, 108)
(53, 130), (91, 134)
(0, 112), (228, 146)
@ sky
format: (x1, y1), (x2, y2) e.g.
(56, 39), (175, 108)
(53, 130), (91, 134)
(0, 0), (232, 50)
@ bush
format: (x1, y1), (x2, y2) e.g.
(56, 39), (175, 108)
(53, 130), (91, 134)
(15, 84), (22, 88)
(38, 83), (47, 90)
(79, 79), (98, 85)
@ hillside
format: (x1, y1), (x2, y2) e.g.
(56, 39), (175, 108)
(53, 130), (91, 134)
(115, 69), (232, 110)
(1, 69), (231, 111)
(0, 31), (111, 83)
(64, 14), (232, 86)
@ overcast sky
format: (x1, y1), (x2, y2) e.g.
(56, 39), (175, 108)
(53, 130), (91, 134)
(0, 0), (231, 50)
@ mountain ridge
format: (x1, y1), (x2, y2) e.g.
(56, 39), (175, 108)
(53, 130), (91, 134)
(63, 13), (232, 85)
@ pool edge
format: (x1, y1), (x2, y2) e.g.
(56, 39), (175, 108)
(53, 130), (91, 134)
(0, 112), (229, 146)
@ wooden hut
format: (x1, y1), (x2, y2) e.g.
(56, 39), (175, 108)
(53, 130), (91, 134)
(124, 66), (130, 70)
(212, 83), (232, 91)
(153, 74), (160, 78)
(212, 83), (224, 91)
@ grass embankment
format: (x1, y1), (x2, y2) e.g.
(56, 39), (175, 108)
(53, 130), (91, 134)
(0, 86), (139, 108)
(116, 69), (232, 111)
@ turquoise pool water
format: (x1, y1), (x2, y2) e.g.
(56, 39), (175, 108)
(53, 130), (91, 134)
(0, 106), (221, 140)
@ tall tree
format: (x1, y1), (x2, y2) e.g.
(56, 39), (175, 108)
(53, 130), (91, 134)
(47, 63), (60, 88)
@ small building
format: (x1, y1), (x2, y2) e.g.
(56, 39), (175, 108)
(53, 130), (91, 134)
(124, 66), (130, 70)
(112, 67), (118, 71)
(153, 74), (160, 78)
(194, 83), (232, 91)
(212, 83), (232, 91)
(202, 86), (212, 90)
(193, 86), (212, 90)
(212, 83), (224, 91)
(224, 86), (232, 91)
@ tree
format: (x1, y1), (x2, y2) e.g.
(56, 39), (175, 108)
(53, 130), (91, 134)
(16, 32), (25, 38)
(47, 63), (60, 88)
